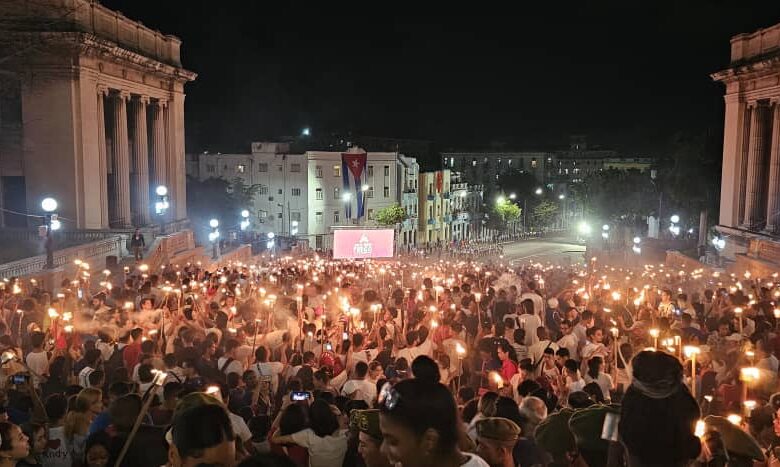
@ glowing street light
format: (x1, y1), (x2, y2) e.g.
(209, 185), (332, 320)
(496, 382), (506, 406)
(41, 197), (58, 269)
(209, 218), (219, 229)
(535, 187), (543, 195)
(509, 193), (516, 200)
(496, 195), (506, 205)
(240, 209), (250, 231)
(342, 192), (352, 202)
(209, 219), (220, 259)
(670, 214), (680, 224)
(155, 185), (169, 216)
(558, 194), (565, 200)
(301, 127), (311, 136)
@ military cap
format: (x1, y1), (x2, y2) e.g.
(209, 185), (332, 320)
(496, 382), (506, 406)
(476, 417), (521, 444)
(350, 409), (383, 440)
(535, 408), (576, 462)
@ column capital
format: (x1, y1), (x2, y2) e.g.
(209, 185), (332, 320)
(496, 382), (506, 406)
(117, 90), (131, 101)
(97, 85), (109, 96)
(747, 100), (759, 109)
(137, 95), (150, 105)
(155, 98), (168, 108)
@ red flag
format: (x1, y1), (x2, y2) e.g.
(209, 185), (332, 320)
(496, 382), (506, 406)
(342, 152), (367, 180)
(436, 172), (443, 192)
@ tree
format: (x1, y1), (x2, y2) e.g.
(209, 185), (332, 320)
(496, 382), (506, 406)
(186, 176), (262, 240)
(532, 200), (559, 230)
(489, 199), (521, 231)
(375, 204), (407, 226)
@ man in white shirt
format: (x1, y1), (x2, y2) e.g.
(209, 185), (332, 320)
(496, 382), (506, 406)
(580, 327), (608, 363)
(218, 339), (245, 377)
(519, 281), (545, 324)
(25, 331), (48, 389)
(528, 327), (558, 375)
(348, 334), (380, 371)
(396, 328), (434, 364)
(518, 309), (541, 347)
(557, 319), (579, 360)
(341, 361), (377, 405)
(250, 345), (287, 396)
(572, 310), (594, 353)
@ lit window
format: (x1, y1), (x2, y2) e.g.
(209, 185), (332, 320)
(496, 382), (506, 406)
(333, 165), (341, 177)
(236, 164), (246, 173)
(531, 159), (538, 168)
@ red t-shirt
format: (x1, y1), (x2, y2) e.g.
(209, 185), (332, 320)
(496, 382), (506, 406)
(501, 359), (518, 382)
(123, 341), (142, 371)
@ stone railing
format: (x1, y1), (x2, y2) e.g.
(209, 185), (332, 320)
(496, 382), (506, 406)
(665, 250), (712, 273)
(0, 236), (126, 279)
(144, 229), (196, 271)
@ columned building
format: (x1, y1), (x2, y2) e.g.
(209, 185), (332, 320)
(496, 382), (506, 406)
(713, 22), (780, 273)
(0, 0), (196, 229)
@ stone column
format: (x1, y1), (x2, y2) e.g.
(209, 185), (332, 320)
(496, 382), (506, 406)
(110, 91), (131, 228)
(131, 95), (150, 226)
(743, 102), (769, 229)
(96, 86), (110, 228)
(150, 99), (168, 198)
(765, 101), (780, 233)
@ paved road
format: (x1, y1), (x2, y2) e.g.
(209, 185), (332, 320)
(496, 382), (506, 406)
(500, 239), (587, 267)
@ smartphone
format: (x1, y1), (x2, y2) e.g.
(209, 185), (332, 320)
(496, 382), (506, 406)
(291, 391), (311, 401)
(342, 332), (349, 341)
(10, 374), (29, 385)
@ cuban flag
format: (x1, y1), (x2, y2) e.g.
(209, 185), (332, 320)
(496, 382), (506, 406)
(342, 151), (367, 219)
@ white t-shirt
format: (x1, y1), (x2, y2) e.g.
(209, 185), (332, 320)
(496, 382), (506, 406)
(218, 356), (245, 376)
(396, 338), (434, 365)
(584, 372), (614, 400)
(251, 361), (285, 394)
(289, 428), (349, 467)
(557, 334), (579, 360)
(26, 350), (48, 387)
(518, 314), (541, 346)
(341, 378), (377, 405)
(520, 292), (545, 319)
(567, 379), (586, 393)
(42, 426), (72, 467)
(229, 412), (252, 443)
(462, 453), (490, 467)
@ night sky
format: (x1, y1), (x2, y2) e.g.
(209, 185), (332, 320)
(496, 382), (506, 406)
(102, 1), (780, 157)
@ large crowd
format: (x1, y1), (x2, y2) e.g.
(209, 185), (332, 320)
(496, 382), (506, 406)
(0, 249), (778, 466)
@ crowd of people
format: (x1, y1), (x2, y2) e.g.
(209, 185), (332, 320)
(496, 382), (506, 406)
(0, 249), (778, 466)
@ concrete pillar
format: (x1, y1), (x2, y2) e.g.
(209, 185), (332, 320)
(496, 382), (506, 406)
(131, 95), (150, 226)
(150, 99), (168, 201)
(743, 103), (769, 229)
(765, 101), (780, 233)
(110, 91), (131, 228)
(96, 86), (110, 228)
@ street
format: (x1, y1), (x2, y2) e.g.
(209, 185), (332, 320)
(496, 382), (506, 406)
(500, 238), (587, 267)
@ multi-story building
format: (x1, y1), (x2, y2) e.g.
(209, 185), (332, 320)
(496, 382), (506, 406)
(306, 150), (405, 251)
(441, 152), (549, 193)
(450, 172), (477, 242)
(193, 143), (309, 237)
(398, 155), (420, 248)
(418, 169), (451, 245)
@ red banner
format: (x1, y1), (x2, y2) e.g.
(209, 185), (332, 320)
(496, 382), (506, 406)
(436, 171), (443, 193)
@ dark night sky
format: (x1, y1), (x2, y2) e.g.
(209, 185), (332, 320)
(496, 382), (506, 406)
(102, 1), (780, 156)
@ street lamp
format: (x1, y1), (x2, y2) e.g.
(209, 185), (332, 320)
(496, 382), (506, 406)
(208, 219), (220, 259)
(240, 209), (250, 231)
(41, 197), (58, 269)
(301, 127), (310, 137)
(496, 195), (506, 205)
(154, 185), (169, 218)
(291, 220), (299, 236)
(535, 187), (543, 195)
(670, 214), (680, 224)
(558, 194), (566, 230)
(361, 185), (370, 223)
(509, 193), (516, 200)
(632, 236), (641, 254)
(267, 232), (275, 255)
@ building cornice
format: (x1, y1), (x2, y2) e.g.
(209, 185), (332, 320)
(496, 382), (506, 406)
(711, 54), (780, 84)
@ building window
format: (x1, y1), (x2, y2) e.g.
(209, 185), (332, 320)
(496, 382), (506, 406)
(206, 164), (216, 173)
(384, 166), (389, 177)
(258, 163), (268, 172)
(334, 187), (340, 199)
(315, 212), (323, 224)
(367, 209), (374, 220)
(508, 159), (512, 166)
(472, 159), (477, 167)
(259, 185), (268, 195)
(291, 212), (301, 222)
(316, 166), (323, 178)
(236, 164), (246, 173)
(531, 159), (538, 168)
(290, 163), (301, 172)
(291, 188), (301, 196)
(367, 187), (374, 198)
(367, 166), (374, 177)
(450, 157), (454, 167)
(331, 165), (340, 177)
(278, 165), (283, 172)
(258, 210), (268, 219)
(334, 211), (340, 223)
(277, 188), (283, 195)
(384, 186), (389, 197)
(268, 196), (274, 201)
(315, 188), (323, 200)
(277, 213), (282, 219)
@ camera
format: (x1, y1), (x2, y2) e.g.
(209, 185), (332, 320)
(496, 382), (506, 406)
(291, 391), (311, 401)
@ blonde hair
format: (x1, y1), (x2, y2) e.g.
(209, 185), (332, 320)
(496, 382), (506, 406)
(64, 388), (102, 440)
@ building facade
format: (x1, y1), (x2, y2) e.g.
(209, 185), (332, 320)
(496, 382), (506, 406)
(418, 169), (451, 245)
(398, 155), (419, 248)
(0, 0), (195, 229)
(713, 22), (780, 273)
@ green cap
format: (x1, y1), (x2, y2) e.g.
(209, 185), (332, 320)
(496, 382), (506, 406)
(535, 408), (576, 462)
(703, 415), (765, 462)
(350, 409), (382, 440)
(568, 404), (620, 452)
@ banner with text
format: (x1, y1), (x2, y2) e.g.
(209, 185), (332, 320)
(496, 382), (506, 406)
(333, 229), (395, 259)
